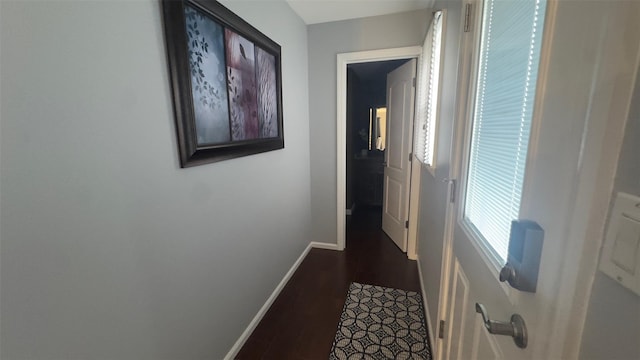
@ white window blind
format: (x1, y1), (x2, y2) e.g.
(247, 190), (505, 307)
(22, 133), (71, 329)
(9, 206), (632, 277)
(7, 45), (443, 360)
(414, 11), (443, 166)
(464, 0), (547, 263)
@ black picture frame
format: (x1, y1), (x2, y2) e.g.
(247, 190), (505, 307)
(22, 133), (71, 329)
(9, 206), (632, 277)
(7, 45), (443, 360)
(161, 0), (284, 167)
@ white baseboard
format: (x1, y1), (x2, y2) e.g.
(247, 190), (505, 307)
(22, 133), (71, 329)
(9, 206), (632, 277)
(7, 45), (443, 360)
(417, 257), (436, 353)
(224, 243), (313, 359)
(310, 241), (340, 250)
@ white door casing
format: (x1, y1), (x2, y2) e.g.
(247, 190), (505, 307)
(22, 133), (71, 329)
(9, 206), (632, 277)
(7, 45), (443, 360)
(336, 47), (422, 254)
(382, 59), (417, 252)
(438, 1), (640, 359)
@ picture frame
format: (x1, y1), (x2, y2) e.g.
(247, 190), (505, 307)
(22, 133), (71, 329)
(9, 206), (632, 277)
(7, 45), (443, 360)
(161, 0), (284, 167)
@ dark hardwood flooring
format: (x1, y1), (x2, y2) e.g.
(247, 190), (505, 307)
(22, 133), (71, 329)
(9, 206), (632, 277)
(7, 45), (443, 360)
(235, 206), (422, 359)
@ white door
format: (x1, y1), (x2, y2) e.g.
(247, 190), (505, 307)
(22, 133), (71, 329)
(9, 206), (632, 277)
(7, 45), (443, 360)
(440, 0), (640, 359)
(382, 59), (416, 252)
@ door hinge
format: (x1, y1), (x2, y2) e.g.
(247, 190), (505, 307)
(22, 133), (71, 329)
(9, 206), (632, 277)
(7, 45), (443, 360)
(464, 4), (472, 32)
(405, 220), (409, 229)
(439, 320), (446, 339)
(449, 179), (457, 203)
(413, 77), (417, 87)
(409, 152), (413, 162)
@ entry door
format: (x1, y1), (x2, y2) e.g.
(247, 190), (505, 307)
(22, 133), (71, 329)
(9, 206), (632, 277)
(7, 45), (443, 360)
(382, 59), (416, 252)
(440, 0), (640, 359)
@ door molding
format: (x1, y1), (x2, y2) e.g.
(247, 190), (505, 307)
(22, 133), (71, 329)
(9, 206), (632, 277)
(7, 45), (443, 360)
(336, 46), (422, 255)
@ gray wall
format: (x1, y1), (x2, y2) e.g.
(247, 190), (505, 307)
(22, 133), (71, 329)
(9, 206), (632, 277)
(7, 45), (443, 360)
(579, 70), (640, 360)
(308, 10), (429, 244)
(0, 0), (311, 358)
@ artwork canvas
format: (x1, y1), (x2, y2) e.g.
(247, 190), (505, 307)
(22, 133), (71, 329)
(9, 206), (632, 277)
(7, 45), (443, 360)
(162, 0), (284, 167)
(184, 5), (230, 145)
(256, 47), (278, 138)
(225, 29), (259, 141)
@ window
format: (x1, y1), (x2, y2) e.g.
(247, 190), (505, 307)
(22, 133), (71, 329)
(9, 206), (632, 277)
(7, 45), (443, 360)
(463, 0), (547, 263)
(414, 10), (444, 167)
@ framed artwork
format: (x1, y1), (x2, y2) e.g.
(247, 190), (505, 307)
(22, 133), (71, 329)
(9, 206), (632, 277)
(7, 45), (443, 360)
(161, 0), (284, 167)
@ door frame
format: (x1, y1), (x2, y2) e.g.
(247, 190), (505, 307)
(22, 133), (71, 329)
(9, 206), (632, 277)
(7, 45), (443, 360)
(336, 46), (422, 257)
(433, 1), (479, 356)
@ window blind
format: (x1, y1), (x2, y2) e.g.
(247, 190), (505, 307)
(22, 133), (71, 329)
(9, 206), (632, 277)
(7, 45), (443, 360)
(414, 11), (443, 166)
(464, 0), (547, 262)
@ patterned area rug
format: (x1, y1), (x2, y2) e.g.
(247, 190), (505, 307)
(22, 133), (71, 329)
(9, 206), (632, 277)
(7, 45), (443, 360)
(330, 282), (431, 360)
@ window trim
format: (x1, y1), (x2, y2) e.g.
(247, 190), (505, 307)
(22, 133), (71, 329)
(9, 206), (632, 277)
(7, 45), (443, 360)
(458, 0), (548, 271)
(460, 0), (506, 274)
(456, 37), (515, 295)
(414, 10), (447, 175)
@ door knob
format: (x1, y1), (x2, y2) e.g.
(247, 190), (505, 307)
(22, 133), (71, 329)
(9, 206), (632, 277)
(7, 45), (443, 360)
(475, 303), (528, 349)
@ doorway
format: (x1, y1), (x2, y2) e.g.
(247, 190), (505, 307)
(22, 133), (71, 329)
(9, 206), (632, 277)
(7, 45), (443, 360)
(346, 60), (406, 240)
(336, 47), (422, 257)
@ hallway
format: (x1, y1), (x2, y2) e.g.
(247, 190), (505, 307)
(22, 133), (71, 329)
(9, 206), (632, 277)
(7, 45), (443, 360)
(236, 207), (424, 359)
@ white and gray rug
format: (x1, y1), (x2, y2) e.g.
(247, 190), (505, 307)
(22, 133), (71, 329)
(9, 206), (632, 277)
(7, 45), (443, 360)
(330, 282), (431, 360)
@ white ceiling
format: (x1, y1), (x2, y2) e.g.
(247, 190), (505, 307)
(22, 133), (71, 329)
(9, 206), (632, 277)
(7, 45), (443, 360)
(286, 0), (433, 25)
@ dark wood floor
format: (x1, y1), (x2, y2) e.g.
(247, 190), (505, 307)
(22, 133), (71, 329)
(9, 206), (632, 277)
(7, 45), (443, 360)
(236, 207), (422, 359)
